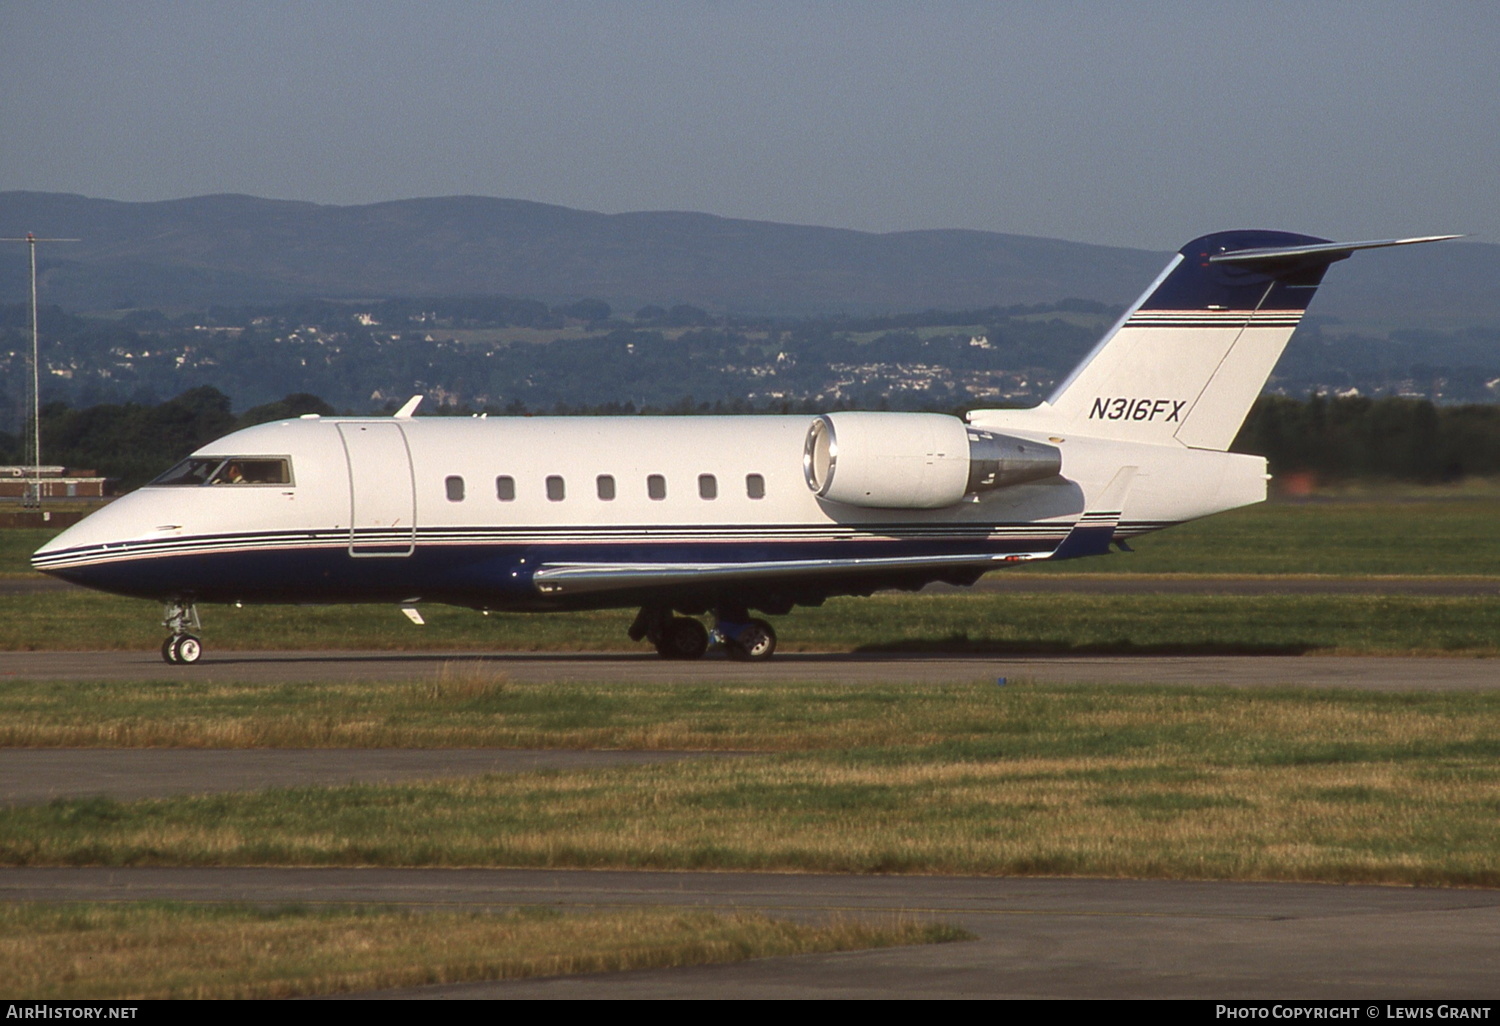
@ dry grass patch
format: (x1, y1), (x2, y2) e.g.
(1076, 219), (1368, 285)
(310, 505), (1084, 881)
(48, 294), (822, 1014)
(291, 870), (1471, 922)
(0, 673), (1010, 749)
(0, 902), (965, 1000)
(5, 743), (1497, 886)
(2, 683), (1497, 886)
(0, 676), (1496, 756)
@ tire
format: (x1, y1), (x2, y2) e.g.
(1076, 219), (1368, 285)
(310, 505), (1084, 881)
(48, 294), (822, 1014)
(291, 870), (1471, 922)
(171, 634), (203, 664)
(655, 617), (708, 660)
(161, 636), (179, 664)
(726, 618), (777, 662)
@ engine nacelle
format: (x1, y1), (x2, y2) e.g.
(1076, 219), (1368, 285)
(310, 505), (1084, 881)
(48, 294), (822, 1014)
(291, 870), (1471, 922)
(803, 412), (1061, 509)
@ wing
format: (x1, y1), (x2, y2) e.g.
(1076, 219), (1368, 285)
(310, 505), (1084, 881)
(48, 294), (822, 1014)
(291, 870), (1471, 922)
(531, 469), (1135, 600)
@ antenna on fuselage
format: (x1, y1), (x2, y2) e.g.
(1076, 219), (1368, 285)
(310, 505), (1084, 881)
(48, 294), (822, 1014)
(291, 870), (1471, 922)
(394, 395), (423, 418)
(0, 233), (79, 508)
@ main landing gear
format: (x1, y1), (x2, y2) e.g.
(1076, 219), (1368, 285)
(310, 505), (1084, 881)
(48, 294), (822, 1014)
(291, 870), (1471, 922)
(629, 606), (778, 661)
(719, 617), (777, 662)
(161, 599), (203, 665)
(655, 616), (709, 660)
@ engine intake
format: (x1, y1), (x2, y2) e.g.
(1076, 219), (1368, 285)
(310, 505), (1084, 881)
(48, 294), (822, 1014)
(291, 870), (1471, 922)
(804, 412), (1061, 509)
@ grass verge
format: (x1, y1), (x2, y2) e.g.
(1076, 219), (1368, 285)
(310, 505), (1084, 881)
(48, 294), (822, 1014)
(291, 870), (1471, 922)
(3, 683), (1498, 887)
(11, 590), (1500, 655)
(1009, 497), (1500, 576)
(2, 673), (1499, 751)
(0, 902), (965, 999)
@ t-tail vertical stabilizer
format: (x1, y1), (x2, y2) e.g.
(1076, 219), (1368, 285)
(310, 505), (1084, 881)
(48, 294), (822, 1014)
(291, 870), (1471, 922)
(1016, 231), (1460, 451)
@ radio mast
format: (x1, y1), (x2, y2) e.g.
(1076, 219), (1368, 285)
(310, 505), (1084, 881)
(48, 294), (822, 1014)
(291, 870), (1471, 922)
(1, 233), (78, 507)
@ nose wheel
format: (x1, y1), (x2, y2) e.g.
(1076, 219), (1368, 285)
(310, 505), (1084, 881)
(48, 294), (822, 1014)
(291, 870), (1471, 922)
(161, 599), (204, 665)
(162, 633), (203, 664)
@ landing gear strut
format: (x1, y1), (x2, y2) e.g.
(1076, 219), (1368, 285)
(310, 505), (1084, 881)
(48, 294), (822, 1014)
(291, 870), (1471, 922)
(161, 599), (203, 665)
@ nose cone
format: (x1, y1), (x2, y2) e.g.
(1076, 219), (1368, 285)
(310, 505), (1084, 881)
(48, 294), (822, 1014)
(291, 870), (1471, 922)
(31, 511), (114, 587)
(29, 497), (177, 598)
(31, 519), (80, 565)
(32, 517), (86, 572)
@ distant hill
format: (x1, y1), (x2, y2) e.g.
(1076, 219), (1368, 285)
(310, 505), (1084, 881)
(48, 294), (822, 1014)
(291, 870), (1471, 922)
(0, 191), (1493, 330)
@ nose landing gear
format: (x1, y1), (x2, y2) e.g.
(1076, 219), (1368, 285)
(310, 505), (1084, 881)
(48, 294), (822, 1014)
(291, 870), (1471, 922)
(161, 599), (203, 664)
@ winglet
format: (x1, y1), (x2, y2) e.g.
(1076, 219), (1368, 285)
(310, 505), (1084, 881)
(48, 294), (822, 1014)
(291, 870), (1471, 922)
(1049, 467), (1137, 561)
(394, 395), (423, 419)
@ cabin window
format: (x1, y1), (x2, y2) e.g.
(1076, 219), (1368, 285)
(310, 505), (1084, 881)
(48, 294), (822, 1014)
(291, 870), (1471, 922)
(445, 476), (465, 502)
(746, 474), (765, 499)
(698, 474), (717, 500)
(597, 474), (616, 500)
(496, 476), (515, 501)
(546, 475), (566, 501)
(647, 474), (666, 500)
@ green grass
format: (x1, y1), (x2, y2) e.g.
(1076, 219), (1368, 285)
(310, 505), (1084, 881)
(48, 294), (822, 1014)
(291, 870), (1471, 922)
(0, 528), (55, 577)
(3, 671), (1500, 752)
(2, 683), (1498, 887)
(0, 902), (964, 999)
(10, 588), (1500, 655)
(1011, 497), (1500, 576)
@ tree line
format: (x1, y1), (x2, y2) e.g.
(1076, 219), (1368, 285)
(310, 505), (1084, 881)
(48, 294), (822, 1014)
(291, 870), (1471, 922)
(1233, 393), (1500, 483)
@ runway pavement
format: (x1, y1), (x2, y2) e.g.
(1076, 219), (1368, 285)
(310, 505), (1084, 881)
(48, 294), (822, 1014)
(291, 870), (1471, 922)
(3, 867), (1496, 999)
(0, 748), (735, 805)
(2, 648), (1498, 690)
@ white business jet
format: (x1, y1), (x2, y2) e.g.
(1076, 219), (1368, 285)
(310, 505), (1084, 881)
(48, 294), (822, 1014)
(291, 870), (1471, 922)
(33, 230), (1456, 663)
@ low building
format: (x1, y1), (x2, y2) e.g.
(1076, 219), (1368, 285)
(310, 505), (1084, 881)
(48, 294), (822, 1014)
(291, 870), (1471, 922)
(0, 466), (114, 499)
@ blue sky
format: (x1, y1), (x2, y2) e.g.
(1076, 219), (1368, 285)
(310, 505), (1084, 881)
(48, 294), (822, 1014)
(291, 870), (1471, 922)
(1, 1), (1494, 250)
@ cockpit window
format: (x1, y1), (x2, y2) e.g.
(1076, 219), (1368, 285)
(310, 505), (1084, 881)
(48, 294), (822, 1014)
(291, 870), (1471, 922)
(150, 456), (292, 486)
(211, 458), (291, 485)
(151, 458), (224, 486)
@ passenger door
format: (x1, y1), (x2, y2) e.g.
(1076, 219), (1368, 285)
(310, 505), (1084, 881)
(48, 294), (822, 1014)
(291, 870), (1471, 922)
(338, 422), (417, 556)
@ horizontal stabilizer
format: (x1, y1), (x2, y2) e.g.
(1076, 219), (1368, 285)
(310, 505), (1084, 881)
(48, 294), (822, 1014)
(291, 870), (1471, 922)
(1207, 234), (1463, 266)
